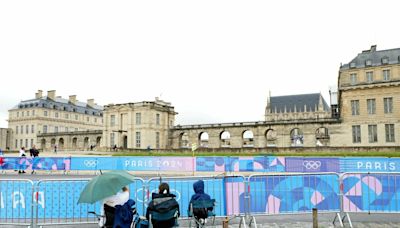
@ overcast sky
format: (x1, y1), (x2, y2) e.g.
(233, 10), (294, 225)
(1, 0), (399, 128)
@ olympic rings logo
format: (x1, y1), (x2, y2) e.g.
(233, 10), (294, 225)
(83, 160), (98, 167)
(302, 161), (321, 170)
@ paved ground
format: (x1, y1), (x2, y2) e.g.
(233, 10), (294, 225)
(2, 213), (400, 227)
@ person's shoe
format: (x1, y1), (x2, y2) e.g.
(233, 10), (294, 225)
(31, 171), (35, 174)
(18, 171), (21, 174)
(22, 171), (26, 173)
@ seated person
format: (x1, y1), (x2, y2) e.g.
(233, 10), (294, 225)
(146, 183), (180, 228)
(114, 199), (136, 228)
(100, 186), (130, 228)
(188, 180), (214, 220)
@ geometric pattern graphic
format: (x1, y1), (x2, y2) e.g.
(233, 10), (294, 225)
(1, 156), (400, 173)
(0, 157), (70, 170)
(248, 174), (340, 214)
(342, 173), (400, 212)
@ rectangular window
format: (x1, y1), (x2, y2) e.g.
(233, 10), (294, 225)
(17, 112), (19, 117)
(43, 125), (48, 133)
(351, 100), (360, 115)
(110, 133), (115, 147)
(20, 139), (23, 148)
(55, 112), (59, 118)
(25, 139), (28, 148)
(16, 126), (18, 135)
(384, 97), (393, 114)
(32, 110), (35, 116)
(87, 117), (90, 122)
(22, 111), (24, 117)
(94, 118), (97, 123)
(136, 132), (141, 148)
(350, 73), (357, 85)
(65, 113), (69, 119)
(366, 71), (373, 83)
(31, 125), (34, 134)
(367, 99), (376, 115)
(20, 125), (23, 134)
(54, 126), (58, 133)
(385, 124), (395, 142)
(75, 114), (78, 120)
(27, 111), (30, 116)
(15, 139), (18, 148)
(110, 115), (115, 126)
(368, 125), (378, 143)
(44, 111), (48, 116)
(156, 132), (160, 149)
(383, 69), (390, 81)
(26, 125), (29, 134)
(30, 139), (33, 147)
(352, 125), (361, 143)
(136, 113), (141, 125)
(156, 114), (160, 125)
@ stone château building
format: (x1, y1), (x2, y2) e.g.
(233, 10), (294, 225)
(2, 45), (399, 151)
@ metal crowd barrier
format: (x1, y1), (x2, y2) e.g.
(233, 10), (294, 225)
(3, 172), (400, 227)
(0, 179), (34, 227)
(338, 172), (400, 227)
(34, 179), (98, 227)
(247, 173), (341, 227)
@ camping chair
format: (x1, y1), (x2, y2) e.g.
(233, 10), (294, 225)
(148, 207), (179, 228)
(188, 199), (216, 228)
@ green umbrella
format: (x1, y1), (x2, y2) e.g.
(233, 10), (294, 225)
(78, 170), (136, 204)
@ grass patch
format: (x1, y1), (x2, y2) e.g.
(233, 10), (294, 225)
(111, 150), (400, 157)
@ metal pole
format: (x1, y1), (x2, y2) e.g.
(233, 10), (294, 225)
(312, 208), (318, 228)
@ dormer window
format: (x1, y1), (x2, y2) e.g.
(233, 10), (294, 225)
(350, 62), (356, 68)
(382, 57), (389, 64)
(365, 60), (372, 66)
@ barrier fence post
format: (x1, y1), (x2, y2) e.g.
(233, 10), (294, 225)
(312, 208), (318, 228)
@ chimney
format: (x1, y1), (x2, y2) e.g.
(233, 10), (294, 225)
(370, 45), (377, 52)
(69, 95), (77, 104)
(47, 90), (56, 100)
(35, 90), (43, 99)
(87, 99), (95, 107)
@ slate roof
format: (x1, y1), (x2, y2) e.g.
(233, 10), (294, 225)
(341, 46), (400, 70)
(269, 93), (329, 113)
(12, 96), (103, 116)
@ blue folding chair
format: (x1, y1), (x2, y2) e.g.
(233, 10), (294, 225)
(188, 199), (216, 228)
(148, 207), (179, 228)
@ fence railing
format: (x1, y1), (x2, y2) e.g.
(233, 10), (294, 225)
(2, 172), (400, 227)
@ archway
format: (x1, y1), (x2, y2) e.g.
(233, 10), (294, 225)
(220, 131), (231, 147)
(315, 127), (329, 146)
(290, 128), (304, 147)
(40, 139), (46, 150)
(59, 138), (64, 150)
(242, 130), (254, 147)
(84, 137), (89, 150)
(179, 132), (189, 148)
(96, 137), (101, 147)
(123, 135), (128, 149)
(72, 137), (78, 149)
(265, 129), (277, 147)
(199, 132), (209, 148)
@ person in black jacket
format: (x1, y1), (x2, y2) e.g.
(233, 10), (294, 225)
(146, 183), (180, 228)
